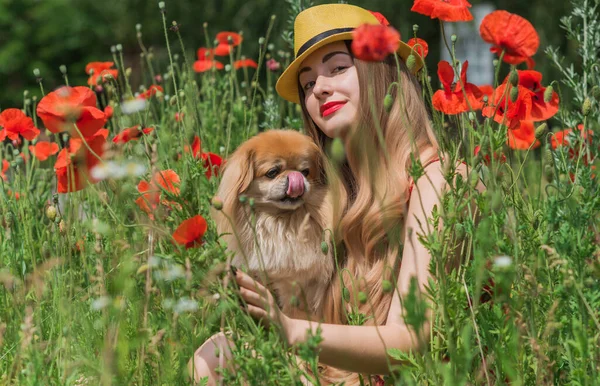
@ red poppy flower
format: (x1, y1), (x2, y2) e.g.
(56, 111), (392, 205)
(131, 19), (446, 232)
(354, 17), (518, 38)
(550, 124), (592, 151)
(29, 141), (60, 161)
(407, 37), (429, 58)
(474, 145), (507, 165)
(411, 0), (473, 22)
(135, 169), (181, 218)
(175, 112), (184, 122)
(112, 125), (154, 144)
(480, 10), (539, 68)
(352, 24), (400, 62)
(104, 105), (114, 119)
(197, 47), (215, 61)
(432, 61), (483, 114)
(234, 59), (258, 70)
(1, 159), (9, 180)
(37, 86), (106, 138)
(193, 60), (224, 73)
(482, 84), (533, 129)
(184, 135), (223, 179)
(54, 129), (109, 193)
(172, 215), (208, 249)
(138, 85), (164, 100)
(507, 121), (540, 150)
(479, 84), (495, 99)
(216, 31), (242, 47)
(369, 11), (390, 26)
(503, 70), (558, 121)
(85, 62), (119, 86)
(0, 108), (40, 141)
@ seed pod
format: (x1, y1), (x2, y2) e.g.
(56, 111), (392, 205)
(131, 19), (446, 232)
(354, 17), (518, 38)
(358, 291), (367, 304)
(46, 205), (57, 222)
(406, 54), (416, 72)
(382, 280), (393, 293)
(320, 241), (329, 255)
(211, 196), (223, 210)
(383, 94), (393, 113)
(543, 85), (554, 103)
(544, 165), (554, 182)
(535, 123), (547, 139)
(330, 137), (345, 164)
(509, 70), (519, 87)
(342, 287), (350, 302)
(582, 98), (591, 116)
(510, 86), (519, 103)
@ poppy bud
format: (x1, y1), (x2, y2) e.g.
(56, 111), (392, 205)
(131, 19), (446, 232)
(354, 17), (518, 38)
(544, 164), (554, 182)
(110, 45), (116, 53)
(33, 68), (41, 77)
(358, 291), (367, 304)
(510, 86), (519, 102)
(582, 98), (591, 116)
(382, 280), (393, 293)
(330, 137), (345, 164)
(158, 1), (165, 10)
(412, 24), (419, 33)
(509, 70), (519, 87)
(116, 44), (123, 52)
(543, 145), (553, 166)
(248, 198), (255, 208)
(59, 65), (67, 75)
(259, 37), (265, 45)
(591, 85), (600, 101)
(543, 85), (554, 103)
(492, 59), (499, 67)
(482, 95), (488, 104)
(320, 241), (329, 254)
(238, 195), (247, 204)
(451, 34), (457, 43)
(383, 94), (393, 112)
(136, 23), (142, 32)
(211, 196), (223, 210)
(46, 205), (57, 222)
(534, 123), (547, 139)
(406, 54), (416, 72)
(342, 287), (350, 302)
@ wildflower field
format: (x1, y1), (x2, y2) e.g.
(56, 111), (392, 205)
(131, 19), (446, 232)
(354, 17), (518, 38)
(1, 0), (600, 384)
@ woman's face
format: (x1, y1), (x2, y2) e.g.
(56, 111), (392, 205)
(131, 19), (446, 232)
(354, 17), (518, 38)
(298, 41), (360, 139)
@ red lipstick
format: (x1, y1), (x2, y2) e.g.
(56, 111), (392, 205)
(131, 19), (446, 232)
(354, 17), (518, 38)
(320, 101), (347, 117)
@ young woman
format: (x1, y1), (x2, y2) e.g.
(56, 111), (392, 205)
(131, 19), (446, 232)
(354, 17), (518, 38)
(190, 3), (482, 384)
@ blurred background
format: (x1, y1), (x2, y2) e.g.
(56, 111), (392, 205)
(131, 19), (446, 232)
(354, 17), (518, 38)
(0, 0), (578, 110)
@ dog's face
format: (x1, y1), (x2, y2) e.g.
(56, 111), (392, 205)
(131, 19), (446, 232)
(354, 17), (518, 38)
(218, 130), (326, 212)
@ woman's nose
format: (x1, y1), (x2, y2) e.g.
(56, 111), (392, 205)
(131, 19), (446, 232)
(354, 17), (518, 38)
(312, 75), (333, 98)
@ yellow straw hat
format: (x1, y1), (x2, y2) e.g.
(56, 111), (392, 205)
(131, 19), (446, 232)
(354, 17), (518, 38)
(275, 3), (423, 104)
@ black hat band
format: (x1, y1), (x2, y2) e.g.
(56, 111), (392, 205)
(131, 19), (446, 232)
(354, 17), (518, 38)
(296, 27), (355, 58)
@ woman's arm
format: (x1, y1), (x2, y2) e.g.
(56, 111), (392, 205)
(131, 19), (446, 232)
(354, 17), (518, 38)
(235, 163), (452, 375)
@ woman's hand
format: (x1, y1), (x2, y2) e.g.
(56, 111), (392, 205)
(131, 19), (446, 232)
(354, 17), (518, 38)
(231, 266), (296, 346)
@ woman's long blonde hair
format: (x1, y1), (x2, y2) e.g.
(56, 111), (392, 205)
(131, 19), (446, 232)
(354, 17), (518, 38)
(299, 45), (439, 383)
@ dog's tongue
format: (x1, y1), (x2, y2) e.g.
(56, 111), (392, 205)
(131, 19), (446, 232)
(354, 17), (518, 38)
(286, 171), (305, 198)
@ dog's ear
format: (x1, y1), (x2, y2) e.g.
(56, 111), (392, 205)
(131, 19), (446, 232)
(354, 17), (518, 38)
(215, 146), (255, 220)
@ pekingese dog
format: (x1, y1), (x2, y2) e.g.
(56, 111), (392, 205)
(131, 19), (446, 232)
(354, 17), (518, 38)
(211, 130), (333, 319)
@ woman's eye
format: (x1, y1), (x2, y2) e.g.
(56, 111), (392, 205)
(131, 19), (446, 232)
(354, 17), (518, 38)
(301, 168), (310, 177)
(265, 168), (280, 178)
(303, 81), (315, 90)
(333, 66), (347, 73)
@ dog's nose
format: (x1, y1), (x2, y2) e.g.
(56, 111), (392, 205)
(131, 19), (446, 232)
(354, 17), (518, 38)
(286, 171), (305, 198)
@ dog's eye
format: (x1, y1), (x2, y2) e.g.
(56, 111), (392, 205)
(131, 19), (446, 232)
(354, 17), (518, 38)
(301, 168), (310, 177)
(265, 167), (280, 179)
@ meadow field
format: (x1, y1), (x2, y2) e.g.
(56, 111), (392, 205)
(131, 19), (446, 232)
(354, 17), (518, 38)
(1, 0), (599, 384)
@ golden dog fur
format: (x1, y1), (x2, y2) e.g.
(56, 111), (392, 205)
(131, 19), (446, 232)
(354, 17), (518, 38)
(211, 130), (334, 319)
